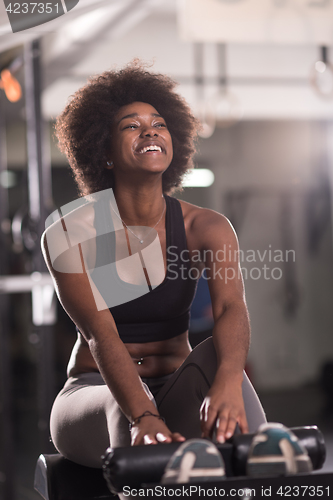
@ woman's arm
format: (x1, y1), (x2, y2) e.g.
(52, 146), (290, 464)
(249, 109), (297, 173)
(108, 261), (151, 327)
(41, 226), (184, 445)
(191, 210), (250, 443)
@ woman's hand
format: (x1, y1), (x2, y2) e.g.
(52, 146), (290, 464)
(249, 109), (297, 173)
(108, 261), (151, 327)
(200, 376), (248, 443)
(130, 416), (186, 446)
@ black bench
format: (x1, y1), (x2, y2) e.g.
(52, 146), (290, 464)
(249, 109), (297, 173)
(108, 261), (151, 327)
(34, 426), (326, 499)
(34, 454), (117, 500)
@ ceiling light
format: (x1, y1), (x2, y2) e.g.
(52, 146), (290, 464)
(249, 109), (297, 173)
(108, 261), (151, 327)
(0, 68), (22, 102)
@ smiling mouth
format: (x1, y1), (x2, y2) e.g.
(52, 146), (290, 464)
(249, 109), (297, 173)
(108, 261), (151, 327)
(137, 145), (163, 154)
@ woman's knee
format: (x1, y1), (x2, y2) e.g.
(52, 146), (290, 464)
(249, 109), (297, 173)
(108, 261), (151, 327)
(242, 372), (266, 432)
(184, 336), (217, 384)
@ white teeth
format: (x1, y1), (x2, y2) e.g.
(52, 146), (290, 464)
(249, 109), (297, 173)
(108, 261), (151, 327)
(139, 145), (162, 153)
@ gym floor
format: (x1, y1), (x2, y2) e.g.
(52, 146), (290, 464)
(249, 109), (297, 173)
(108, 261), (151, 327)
(13, 382), (333, 500)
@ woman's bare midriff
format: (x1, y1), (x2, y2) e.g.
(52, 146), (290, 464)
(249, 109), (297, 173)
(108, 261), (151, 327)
(67, 331), (192, 379)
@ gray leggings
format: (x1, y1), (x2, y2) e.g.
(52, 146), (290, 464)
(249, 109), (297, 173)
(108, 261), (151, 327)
(50, 337), (266, 468)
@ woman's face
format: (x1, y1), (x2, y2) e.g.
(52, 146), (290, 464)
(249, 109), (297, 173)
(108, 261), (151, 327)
(108, 102), (173, 179)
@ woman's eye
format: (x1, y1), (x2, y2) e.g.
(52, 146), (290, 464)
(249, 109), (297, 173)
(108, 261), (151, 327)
(155, 123), (166, 128)
(124, 124), (137, 129)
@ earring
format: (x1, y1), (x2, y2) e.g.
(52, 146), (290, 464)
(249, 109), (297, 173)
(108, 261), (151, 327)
(106, 161), (113, 166)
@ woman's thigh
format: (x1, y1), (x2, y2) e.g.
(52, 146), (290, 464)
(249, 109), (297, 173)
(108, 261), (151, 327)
(155, 337), (266, 438)
(50, 372), (154, 467)
(50, 338), (266, 467)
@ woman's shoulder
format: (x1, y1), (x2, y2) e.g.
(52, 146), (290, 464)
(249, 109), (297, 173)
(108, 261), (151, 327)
(41, 201), (96, 271)
(177, 198), (234, 232)
(42, 201), (95, 244)
(177, 198), (237, 249)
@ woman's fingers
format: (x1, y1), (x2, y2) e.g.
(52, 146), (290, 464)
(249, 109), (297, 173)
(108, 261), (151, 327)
(200, 396), (249, 443)
(237, 412), (249, 435)
(153, 432), (185, 443)
(215, 410), (237, 443)
(143, 434), (158, 444)
(170, 432), (186, 442)
(156, 433), (171, 443)
(133, 429), (186, 445)
(200, 398), (218, 438)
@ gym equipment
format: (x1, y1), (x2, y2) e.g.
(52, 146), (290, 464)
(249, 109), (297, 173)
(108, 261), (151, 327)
(0, 40), (55, 499)
(34, 425), (325, 499)
(246, 423), (312, 477)
(161, 439), (226, 484)
(0, 92), (14, 500)
(34, 455), (115, 500)
(102, 425), (325, 494)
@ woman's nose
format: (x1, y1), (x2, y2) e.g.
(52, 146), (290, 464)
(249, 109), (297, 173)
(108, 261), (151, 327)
(141, 127), (158, 137)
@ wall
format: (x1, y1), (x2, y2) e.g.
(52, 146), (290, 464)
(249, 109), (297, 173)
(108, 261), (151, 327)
(192, 120), (333, 389)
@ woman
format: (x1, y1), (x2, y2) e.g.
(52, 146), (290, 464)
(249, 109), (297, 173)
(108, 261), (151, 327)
(42, 62), (266, 470)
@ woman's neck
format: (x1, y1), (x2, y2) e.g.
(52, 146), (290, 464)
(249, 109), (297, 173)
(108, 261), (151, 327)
(112, 184), (165, 226)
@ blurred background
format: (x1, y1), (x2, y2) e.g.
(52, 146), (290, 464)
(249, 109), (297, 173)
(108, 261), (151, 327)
(1, 0), (333, 498)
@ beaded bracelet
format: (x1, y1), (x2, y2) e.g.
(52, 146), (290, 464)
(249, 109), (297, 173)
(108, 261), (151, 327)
(129, 410), (165, 430)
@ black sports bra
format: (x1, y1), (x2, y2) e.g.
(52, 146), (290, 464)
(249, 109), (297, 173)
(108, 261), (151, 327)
(88, 194), (198, 343)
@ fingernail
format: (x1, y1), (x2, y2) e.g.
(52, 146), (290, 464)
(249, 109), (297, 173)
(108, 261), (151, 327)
(217, 435), (225, 443)
(225, 432), (232, 439)
(156, 433), (168, 442)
